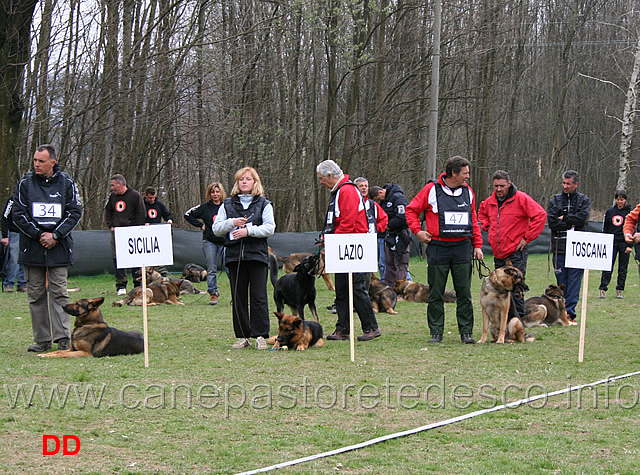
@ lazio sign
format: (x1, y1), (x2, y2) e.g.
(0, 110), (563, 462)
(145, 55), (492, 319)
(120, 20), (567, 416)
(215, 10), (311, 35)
(565, 230), (613, 271)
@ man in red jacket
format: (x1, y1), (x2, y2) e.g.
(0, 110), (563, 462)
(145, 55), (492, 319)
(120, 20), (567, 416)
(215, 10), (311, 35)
(317, 160), (380, 341)
(478, 170), (546, 317)
(405, 156), (483, 344)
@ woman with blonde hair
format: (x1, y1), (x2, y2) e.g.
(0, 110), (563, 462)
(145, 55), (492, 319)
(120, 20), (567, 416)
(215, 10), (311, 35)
(184, 182), (228, 305)
(213, 167), (276, 349)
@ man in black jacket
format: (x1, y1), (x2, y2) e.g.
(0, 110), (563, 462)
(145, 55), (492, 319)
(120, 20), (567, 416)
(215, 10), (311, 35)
(371, 184), (412, 288)
(547, 170), (591, 322)
(13, 144), (82, 353)
(1, 193), (27, 292)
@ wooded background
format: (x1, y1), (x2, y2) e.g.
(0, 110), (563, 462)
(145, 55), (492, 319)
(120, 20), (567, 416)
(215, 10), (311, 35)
(1, 0), (639, 232)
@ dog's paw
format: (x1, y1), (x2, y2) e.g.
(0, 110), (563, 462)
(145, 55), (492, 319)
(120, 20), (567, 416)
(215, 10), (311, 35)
(568, 320), (578, 326)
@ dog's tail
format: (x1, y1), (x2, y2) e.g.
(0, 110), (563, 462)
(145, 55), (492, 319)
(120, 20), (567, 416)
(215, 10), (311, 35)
(269, 253), (279, 288)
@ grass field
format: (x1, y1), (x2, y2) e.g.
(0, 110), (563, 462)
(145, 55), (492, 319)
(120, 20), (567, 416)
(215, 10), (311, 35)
(1, 253), (640, 473)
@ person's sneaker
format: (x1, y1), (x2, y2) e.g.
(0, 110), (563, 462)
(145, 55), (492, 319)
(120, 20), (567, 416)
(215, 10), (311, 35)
(357, 329), (381, 341)
(255, 336), (268, 350)
(117, 288), (127, 296)
(616, 290), (623, 299)
(461, 333), (476, 344)
(326, 331), (349, 341)
(27, 341), (51, 353)
(16, 286), (27, 293)
(231, 338), (251, 349)
(428, 334), (443, 343)
(599, 289), (606, 298)
(209, 294), (219, 305)
(4, 287), (13, 293)
(56, 338), (71, 351)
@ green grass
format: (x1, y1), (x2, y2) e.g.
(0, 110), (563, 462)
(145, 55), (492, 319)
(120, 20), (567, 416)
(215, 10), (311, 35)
(1, 254), (640, 473)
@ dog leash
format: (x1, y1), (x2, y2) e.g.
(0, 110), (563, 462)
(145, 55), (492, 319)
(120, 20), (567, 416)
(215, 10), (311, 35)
(473, 259), (492, 279)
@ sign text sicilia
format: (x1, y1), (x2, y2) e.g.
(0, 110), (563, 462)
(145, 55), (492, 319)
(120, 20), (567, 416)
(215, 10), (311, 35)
(128, 236), (161, 254)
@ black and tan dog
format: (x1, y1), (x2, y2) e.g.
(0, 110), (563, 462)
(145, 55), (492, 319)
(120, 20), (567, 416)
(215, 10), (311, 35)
(133, 267), (164, 285)
(274, 254), (319, 322)
(369, 275), (398, 314)
(478, 266), (533, 344)
(394, 279), (457, 303)
(266, 312), (324, 351)
(112, 280), (184, 307)
(278, 250), (335, 291)
(39, 297), (144, 358)
(182, 263), (207, 283)
(523, 284), (575, 327)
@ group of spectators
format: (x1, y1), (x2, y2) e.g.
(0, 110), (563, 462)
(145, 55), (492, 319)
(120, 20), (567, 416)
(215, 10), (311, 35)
(3, 145), (636, 353)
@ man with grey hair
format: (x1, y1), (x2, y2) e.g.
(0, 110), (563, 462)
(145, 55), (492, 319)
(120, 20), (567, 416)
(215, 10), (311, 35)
(547, 170), (591, 323)
(317, 160), (380, 341)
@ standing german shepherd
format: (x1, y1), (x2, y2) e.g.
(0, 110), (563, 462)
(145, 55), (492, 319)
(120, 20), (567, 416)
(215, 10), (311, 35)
(478, 266), (533, 344)
(266, 312), (324, 351)
(274, 254), (319, 321)
(39, 297), (144, 358)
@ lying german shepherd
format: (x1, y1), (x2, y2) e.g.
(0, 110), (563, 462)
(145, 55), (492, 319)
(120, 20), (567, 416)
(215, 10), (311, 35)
(39, 297), (144, 358)
(394, 279), (457, 303)
(112, 280), (184, 307)
(278, 250), (335, 291)
(523, 284), (575, 327)
(369, 275), (398, 314)
(274, 254), (319, 321)
(478, 266), (533, 344)
(266, 312), (324, 351)
(182, 263), (207, 283)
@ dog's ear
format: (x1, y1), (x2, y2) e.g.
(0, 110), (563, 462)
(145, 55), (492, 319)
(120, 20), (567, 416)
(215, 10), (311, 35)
(90, 297), (105, 308)
(292, 318), (302, 328)
(293, 263), (302, 272)
(558, 284), (565, 291)
(274, 312), (284, 321)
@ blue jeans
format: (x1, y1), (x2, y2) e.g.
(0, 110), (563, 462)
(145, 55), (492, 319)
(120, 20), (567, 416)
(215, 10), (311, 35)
(3, 231), (26, 288)
(203, 240), (226, 296)
(377, 237), (386, 281)
(553, 253), (584, 318)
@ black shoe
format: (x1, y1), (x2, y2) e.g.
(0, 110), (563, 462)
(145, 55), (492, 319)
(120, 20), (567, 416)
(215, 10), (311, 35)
(357, 329), (381, 341)
(28, 341), (52, 353)
(428, 334), (443, 343)
(56, 338), (71, 351)
(326, 331), (349, 341)
(461, 333), (476, 344)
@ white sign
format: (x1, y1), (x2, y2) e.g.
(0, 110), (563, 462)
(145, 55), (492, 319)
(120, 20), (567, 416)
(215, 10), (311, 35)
(324, 233), (378, 273)
(565, 230), (613, 271)
(114, 224), (174, 268)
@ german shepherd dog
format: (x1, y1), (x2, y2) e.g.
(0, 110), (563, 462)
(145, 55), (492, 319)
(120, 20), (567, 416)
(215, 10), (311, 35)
(278, 250), (335, 291)
(133, 267), (164, 285)
(112, 280), (184, 307)
(274, 254), (319, 321)
(39, 297), (144, 358)
(478, 266), (533, 344)
(369, 275), (398, 314)
(394, 279), (457, 303)
(266, 312), (324, 351)
(523, 284), (574, 327)
(182, 263), (207, 283)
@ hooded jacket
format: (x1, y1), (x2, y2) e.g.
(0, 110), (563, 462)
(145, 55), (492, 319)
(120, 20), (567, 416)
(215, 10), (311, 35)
(547, 190), (591, 254)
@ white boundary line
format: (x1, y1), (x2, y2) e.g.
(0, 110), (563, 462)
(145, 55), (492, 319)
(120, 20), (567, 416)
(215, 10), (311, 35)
(237, 370), (640, 474)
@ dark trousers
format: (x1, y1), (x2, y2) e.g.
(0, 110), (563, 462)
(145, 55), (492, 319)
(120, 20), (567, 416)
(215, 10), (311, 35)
(426, 240), (474, 335)
(110, 232), (138, 290)
(599, 242), (630, 291)
(334, 272), (378, 334)
(553, 253), (583, 318)
(384, 243), (410, 288)
(494, 248), (528, 317)
(228, 260), (270, 339)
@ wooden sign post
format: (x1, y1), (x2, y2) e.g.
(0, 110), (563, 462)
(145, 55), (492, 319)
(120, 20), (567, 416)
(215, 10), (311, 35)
(323, 233), (378, 362)
(114, 224), (173, 367)
(565, 230), (613, 362)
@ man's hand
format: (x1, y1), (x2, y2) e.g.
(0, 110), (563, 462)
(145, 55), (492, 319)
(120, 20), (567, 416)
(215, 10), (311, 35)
(39, 232), (58, 249)
(515, 238), (528, 252)
(1, 237), (8, 246)
(415, 230), (432, 244)
(473, 248), (484, 260)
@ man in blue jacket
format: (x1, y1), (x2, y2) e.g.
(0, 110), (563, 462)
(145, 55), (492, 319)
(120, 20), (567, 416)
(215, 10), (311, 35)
(13, 144), (82, 353)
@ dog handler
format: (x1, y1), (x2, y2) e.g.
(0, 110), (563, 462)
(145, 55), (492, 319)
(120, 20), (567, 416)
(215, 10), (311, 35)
(213, 167), (275, 350)
(12, 144), (82, 353)
(405, 155), (483, 344)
